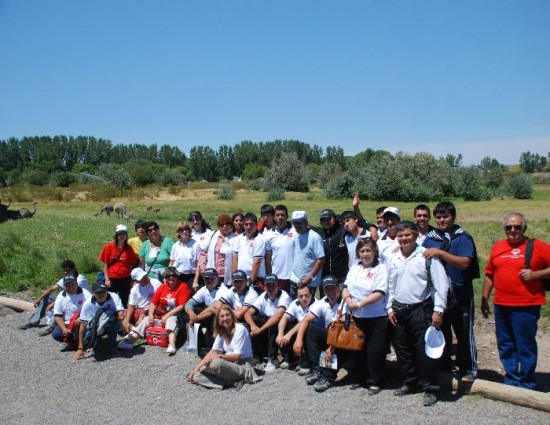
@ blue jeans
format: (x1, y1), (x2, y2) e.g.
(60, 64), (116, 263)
(494, 304), (540, 390)
(28, 296), (56, 325)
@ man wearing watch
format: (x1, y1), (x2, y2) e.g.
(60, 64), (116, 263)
(386, 221), (449, 407)
(289, 211), (325, 299)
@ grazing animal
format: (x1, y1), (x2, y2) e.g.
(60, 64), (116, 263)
(0, 201), (37, 223)
(114, 202), (126, 219)
(153, 208), (161, 214)
(100, 203), (114, 217)
(92, 212), (100, 218)
(125, 211), (136, 220)
(145, 205), (153, 213)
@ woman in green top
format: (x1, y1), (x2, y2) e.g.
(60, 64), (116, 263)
(139, 221), (174, 279)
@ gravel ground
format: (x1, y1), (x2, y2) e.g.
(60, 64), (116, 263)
(1, 306), (549, 425)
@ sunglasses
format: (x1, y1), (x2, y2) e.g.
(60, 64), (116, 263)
(178, 228), (191, 232)
(165, 274), (177, 278)
(505, 225), (523, 231)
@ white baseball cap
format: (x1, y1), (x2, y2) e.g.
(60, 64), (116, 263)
(424, 325), (445, 359)
(291, 211), (307, 222)
(382, 207), (400, 218)
(131, 267), (147, 282)
(115, 224), (128, 233)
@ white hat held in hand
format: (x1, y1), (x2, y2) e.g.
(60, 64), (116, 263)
(425, 325), (445, 359)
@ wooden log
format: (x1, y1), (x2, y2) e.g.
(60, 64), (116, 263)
(0, 296), (34, 312)
(452, 378), (550, 413)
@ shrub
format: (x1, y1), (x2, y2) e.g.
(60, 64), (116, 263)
(264, 152), (310, 192)
(242, 163), (266, 180)
(246, 178), (266, 191)
(531, 172), (550, 184)
(266, 187), (285, 202)
(22, 169), (50, 186)
(217, 185), (235, 200)
(50, 172), (76, 187)
(505, 174), (533, 199)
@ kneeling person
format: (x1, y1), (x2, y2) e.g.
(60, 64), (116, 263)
(244, 274), (291, 372)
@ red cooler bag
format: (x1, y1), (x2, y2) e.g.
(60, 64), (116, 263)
(145, 326), (169, 347)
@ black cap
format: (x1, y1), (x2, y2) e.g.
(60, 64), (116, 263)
(92, 282), (108, 293)
(232, 270), (247, 281)
(321, 275), (339, 287)
(339, 210), (357, 222)
(204, 268), (218, 279)
(319, 209), (336, 219)
(63, 273), (77, 285)
(264, 274), (279, 285)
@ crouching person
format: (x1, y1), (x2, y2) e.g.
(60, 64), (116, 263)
(184, 268), (229, 355)
(293, 275), (345, 392)
(124, 267), (191, 355)
(52, 273), (92, 349)
(244, 274), (291, 372)
(276, 283), (315, 371)
(187, 304), (261, 390)
(73, 282), (125, 360)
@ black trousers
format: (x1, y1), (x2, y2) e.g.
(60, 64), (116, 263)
(248, 315), (279, 360)
(393, 300), (439, 392)
(353, 316), (389, 386)
(279, 319), (310, 368)
(109, 276), (131, 308)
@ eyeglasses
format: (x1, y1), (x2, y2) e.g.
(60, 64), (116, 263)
(178, 228), (191, 232)
(505, 225), (523, 231)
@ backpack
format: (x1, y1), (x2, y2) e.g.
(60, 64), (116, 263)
(524, 239), (550, 292)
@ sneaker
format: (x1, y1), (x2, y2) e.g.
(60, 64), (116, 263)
(234, 379), (245, 392)
(461, 371), (476, 383)
(423, 392), (438, 407)
(305, 371), (321, 385)
(264, 359), (280, 373)
(313, 378), (335, 393)
(117, 341), (134, 350)
(349, 382), (363, 390)
(297, 367), (311, 376)
(368, 385), (381, 395)
(166, 345), (177, 355)
(38, 326), (54, 337)
(19, 322), (37, 330)
(394, 384), (416, 396)
(280, 360), (290, 369)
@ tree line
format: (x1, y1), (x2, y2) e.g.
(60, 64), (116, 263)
(0, 135), (547, 201)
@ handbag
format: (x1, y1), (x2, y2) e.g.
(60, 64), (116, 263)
(326, 301), (365, 351)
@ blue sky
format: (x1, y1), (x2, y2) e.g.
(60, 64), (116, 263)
(1, 0), (549, 165)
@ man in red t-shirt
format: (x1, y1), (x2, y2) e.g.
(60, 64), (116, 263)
(481, 212), (550, 389)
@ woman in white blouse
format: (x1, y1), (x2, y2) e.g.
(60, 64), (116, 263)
(169, 221), (201, 292)
(187, 304), (261, 390)
(342, 238), (389, 395)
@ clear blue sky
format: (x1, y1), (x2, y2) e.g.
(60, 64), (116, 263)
(1, 0), (549, 165)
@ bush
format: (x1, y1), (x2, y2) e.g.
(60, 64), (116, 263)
(22, 169), (50, 186)
(264, 152), (310, 192)
(50, 172), (76, 187)
(217, 185), (235, 200)
(505, 174), (533, 199)
(531, 172), (550, 184)
(266, 187), (285, 202)
(242, 163), (266, 180)
(246, 178), (266, 191)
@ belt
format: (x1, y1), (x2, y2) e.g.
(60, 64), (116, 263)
(392, 298), (432, 311)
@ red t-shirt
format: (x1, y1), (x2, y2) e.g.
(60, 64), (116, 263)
(151, 282), (191, 310)
(99, 242), (138, 279)
(485, 238), (549, 306)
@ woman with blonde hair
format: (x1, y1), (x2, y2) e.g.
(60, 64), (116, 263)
(187, 304), (261, 390)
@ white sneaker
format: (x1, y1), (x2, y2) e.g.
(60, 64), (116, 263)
(280, 360), (290, 369)
(297, 367), (311, 376)
(264, 359), (280, 373)
(117, 341), (134, 350)
(166, 345), (177, 355)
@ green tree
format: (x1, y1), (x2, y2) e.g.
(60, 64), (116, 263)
(519, 151), (547, 173)
(265, 152), (310, 192)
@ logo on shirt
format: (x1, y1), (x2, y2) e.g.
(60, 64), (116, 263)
(78, 300), (83, 305)
(511, 248), (521, 256)
(249, 242), (254, 248)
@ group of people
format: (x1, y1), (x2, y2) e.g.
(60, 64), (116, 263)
(18, 197), (549, 404)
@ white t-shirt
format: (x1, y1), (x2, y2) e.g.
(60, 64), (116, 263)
(56, 274), (90, 292)
(251, 290), (291, 317)
(264, 225), (295, 279)
(128, 278), (161, 309)
(53, 288), (92, 323)
(285, 298), (317, 322)
(212, 323), (253, 359)
(377, 237), (399, 265)
(233, 232), (267, 278)
(192, 228), (215, 250)
(80, 292), (125, 322)
(192, 284), (228, 307)
(170, 239), (201, 274)
(220, 286), (259, 309)
(343, 262), (387, 318)
(308, 296), (342, 328)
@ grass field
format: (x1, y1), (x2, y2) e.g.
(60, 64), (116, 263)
(1, 184), (549, 316)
